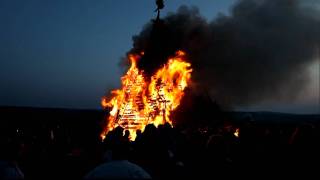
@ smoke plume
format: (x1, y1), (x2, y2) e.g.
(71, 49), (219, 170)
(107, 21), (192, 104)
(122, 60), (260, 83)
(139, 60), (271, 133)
(124, 0), (320, 107)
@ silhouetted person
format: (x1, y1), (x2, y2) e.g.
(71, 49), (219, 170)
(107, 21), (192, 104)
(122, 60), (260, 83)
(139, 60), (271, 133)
(0, 138), (24, 179)
(135, 129), (142, 143)
(124, 130), (130, 140)
(85, 128), (151, 179)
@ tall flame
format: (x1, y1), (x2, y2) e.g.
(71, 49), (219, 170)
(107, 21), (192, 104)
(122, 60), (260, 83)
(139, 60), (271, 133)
(101, 50), (192, 140)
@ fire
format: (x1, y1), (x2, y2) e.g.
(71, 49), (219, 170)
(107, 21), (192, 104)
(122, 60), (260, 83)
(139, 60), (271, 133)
(101, 50), (192, 140)
(234, 128), (240, 138)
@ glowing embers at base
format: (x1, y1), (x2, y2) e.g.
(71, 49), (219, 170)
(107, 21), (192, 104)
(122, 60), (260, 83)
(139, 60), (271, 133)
(101, 50), (192, 140)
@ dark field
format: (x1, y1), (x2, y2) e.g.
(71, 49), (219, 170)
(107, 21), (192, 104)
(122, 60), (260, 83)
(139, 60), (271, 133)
(0, 106), (319, 178)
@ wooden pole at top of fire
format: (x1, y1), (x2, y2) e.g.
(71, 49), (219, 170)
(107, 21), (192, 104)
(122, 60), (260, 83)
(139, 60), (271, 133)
(155, 0), (164, 21)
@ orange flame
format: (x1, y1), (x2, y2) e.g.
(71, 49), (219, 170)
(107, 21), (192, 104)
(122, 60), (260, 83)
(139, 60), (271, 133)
(101, 50), (192, 140)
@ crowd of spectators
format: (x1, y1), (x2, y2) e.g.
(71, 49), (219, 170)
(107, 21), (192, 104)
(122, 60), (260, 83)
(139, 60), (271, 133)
(1, 111), (319, 178)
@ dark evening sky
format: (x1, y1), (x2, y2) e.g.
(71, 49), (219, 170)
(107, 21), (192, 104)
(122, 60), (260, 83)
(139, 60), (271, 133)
(0, 0), (319, 113)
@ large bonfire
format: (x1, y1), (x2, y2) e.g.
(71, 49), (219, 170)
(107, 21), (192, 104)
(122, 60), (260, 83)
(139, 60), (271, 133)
(101, 50), (192, 140)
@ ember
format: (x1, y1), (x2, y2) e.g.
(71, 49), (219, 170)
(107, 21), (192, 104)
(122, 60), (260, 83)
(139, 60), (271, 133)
(101, 50), (192, 140)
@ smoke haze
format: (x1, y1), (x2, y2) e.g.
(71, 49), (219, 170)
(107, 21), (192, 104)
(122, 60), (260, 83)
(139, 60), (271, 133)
(124, 0), (320, 107)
